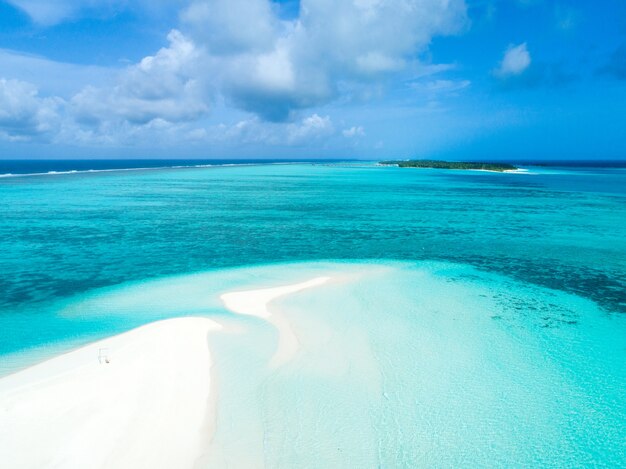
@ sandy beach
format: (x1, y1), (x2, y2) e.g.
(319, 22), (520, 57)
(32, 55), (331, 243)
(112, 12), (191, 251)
(0, 276), (338, 468)
(1, 262), (623, 468)
(0, 317), (220, 469)
(221, 276), (331, 367)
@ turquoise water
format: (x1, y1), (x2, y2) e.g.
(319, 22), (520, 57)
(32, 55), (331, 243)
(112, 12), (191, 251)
(1, 162), (625, 465)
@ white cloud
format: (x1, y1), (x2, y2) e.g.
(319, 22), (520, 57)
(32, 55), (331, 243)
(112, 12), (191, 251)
(1, 0), (470, 147)
(180, 0), (277, 55)
(0, 79), (62, 141)
(286, 113), (334, 144)
(495, 43), (531, 77)
(206, 113), (335, 146)
(182, 0), (469, 120)
(356, 52), (405, 74)
(70, 30), (208, 126)
(0, 30), (210, 146)
(342, 126), (365, 138)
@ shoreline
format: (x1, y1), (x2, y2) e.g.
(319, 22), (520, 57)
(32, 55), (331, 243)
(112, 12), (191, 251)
(0, 262), (623, 466)
(0, 160), (361, 179)
(0, 273), (349, 467)
(475, 168), (531, 174)
(0, 317), (221, 468)
(379, 163), (531, 174)
(221, 276), (333, 367)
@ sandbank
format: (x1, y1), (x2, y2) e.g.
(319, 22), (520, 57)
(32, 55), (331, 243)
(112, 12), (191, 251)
(221, 276), (331, 366)
(0, 317), (220, 469)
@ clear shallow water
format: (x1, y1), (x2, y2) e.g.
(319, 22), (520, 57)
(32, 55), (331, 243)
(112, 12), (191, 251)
(1, 162), (624, 317)
(4, 260), (624, 466)
(0, 162), (625, 466)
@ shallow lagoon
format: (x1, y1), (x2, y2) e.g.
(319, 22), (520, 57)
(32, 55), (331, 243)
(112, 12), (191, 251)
(1, 163), (625, 466)
(4, 260), (626, 466)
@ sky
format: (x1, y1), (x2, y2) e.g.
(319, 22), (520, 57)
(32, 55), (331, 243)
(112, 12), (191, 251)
(0, 0), (625, 160)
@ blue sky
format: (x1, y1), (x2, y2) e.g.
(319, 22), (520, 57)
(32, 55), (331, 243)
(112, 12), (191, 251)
(0, 0), (624, 160)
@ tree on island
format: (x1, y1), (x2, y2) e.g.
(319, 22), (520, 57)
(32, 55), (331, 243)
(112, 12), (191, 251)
(379, 159), (518, 172)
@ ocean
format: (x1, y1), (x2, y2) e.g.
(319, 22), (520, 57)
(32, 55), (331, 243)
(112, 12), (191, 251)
(0, 160), (625, 466)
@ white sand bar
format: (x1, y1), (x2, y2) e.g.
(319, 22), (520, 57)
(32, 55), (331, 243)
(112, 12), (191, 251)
(0, 317), (220, 469)
(221, 276), (331, 317)
(221, 277), (331, 366)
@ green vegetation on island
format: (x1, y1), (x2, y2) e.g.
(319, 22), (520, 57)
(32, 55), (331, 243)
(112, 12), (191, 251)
(379, 159), (518, 172)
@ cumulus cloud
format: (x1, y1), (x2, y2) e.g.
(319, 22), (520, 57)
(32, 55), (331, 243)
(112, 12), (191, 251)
(180, 0), (277, 55)
(182, 0), (469, 121)
(494, 43), (531, 78)
(1, 0), (470, 147)
(286, 113), (334, 144)
(70, 30), (208, 126)
(208, 113), (335, 146)
(0, 30), (210, 146)
(0, 79), (62, 141)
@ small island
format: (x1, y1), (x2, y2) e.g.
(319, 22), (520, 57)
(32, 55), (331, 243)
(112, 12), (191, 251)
(380, 159), (518, 172)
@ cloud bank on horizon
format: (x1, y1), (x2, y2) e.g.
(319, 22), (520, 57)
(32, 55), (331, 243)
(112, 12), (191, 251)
(0, 0), (625, 159)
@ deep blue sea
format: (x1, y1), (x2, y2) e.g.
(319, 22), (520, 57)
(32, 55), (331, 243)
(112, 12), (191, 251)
(0, 160), (625, 466)
(0, 159), (350, 177)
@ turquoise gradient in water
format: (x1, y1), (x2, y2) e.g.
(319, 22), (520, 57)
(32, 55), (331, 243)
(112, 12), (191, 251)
(0, 163), (625, 465)
(1, 163), (624, 317)
(4, 260), (623, 466)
